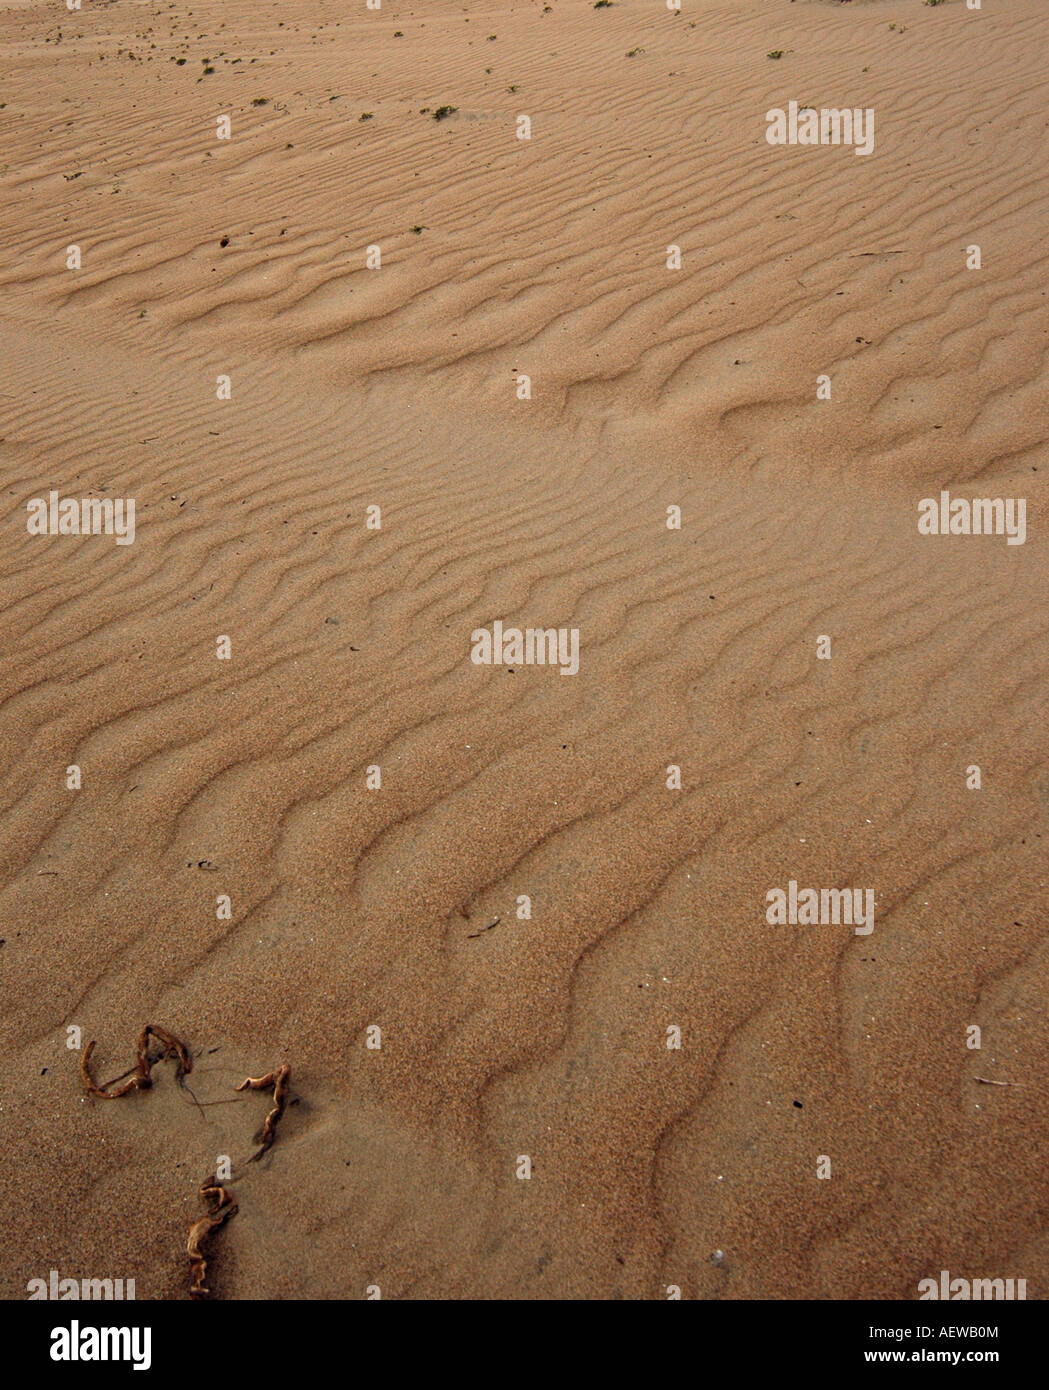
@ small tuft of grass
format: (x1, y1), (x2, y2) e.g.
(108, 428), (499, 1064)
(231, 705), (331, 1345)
(432, 105), (458, 120)
(359, 112), (374, 121)
(252, 97), (269, 106)
(626, 47), (643, 57)
(410, 225), (426, 235)
(594, 1), (613, 8)
(767, 50), (784, 60)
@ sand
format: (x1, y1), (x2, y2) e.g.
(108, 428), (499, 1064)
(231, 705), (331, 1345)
(2, 0), (1047, 1300)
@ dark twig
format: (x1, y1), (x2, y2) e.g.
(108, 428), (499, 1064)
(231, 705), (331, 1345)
(466, 915), (501, 939)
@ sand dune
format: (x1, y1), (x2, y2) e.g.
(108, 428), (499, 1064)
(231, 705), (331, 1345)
(2, 0), (1047, 1299)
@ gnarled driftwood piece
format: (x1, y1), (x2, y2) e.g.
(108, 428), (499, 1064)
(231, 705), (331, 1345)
(235, 1064), (291, 1160)
(187, 1174), (238, 1299)
(80, 1023), (193, 1098)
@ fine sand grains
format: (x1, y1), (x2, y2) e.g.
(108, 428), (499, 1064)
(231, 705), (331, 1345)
(1, 0), (1047, 1299)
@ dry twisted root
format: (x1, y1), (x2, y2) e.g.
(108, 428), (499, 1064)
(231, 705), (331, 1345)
(77, 1026), (291, 1298)
(235, 1064), (291, 1161)
(80, 1024), (192, 1099)
(187, 1175), (238, 1299)
(187, 1064), (291, 1297)
(144, 1024), (192, 1080)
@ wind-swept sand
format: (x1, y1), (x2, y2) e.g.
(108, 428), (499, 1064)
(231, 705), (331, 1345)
(2, 0), (1047, 1299)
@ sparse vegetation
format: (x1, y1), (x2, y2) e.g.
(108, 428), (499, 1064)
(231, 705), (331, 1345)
(626, 48), (644, 58)
(432, 105), (458, 120)
(359, 112), (374, 121)
(767, 51), (784, 60)
(251, 97), (268, 106)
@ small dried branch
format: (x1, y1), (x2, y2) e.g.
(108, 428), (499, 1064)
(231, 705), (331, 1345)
(466, 915), (501, 939)
(236, 1064), (292, 1160)
(80, 1024), (193, 1099)
(187, 1175), (238, 1299)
